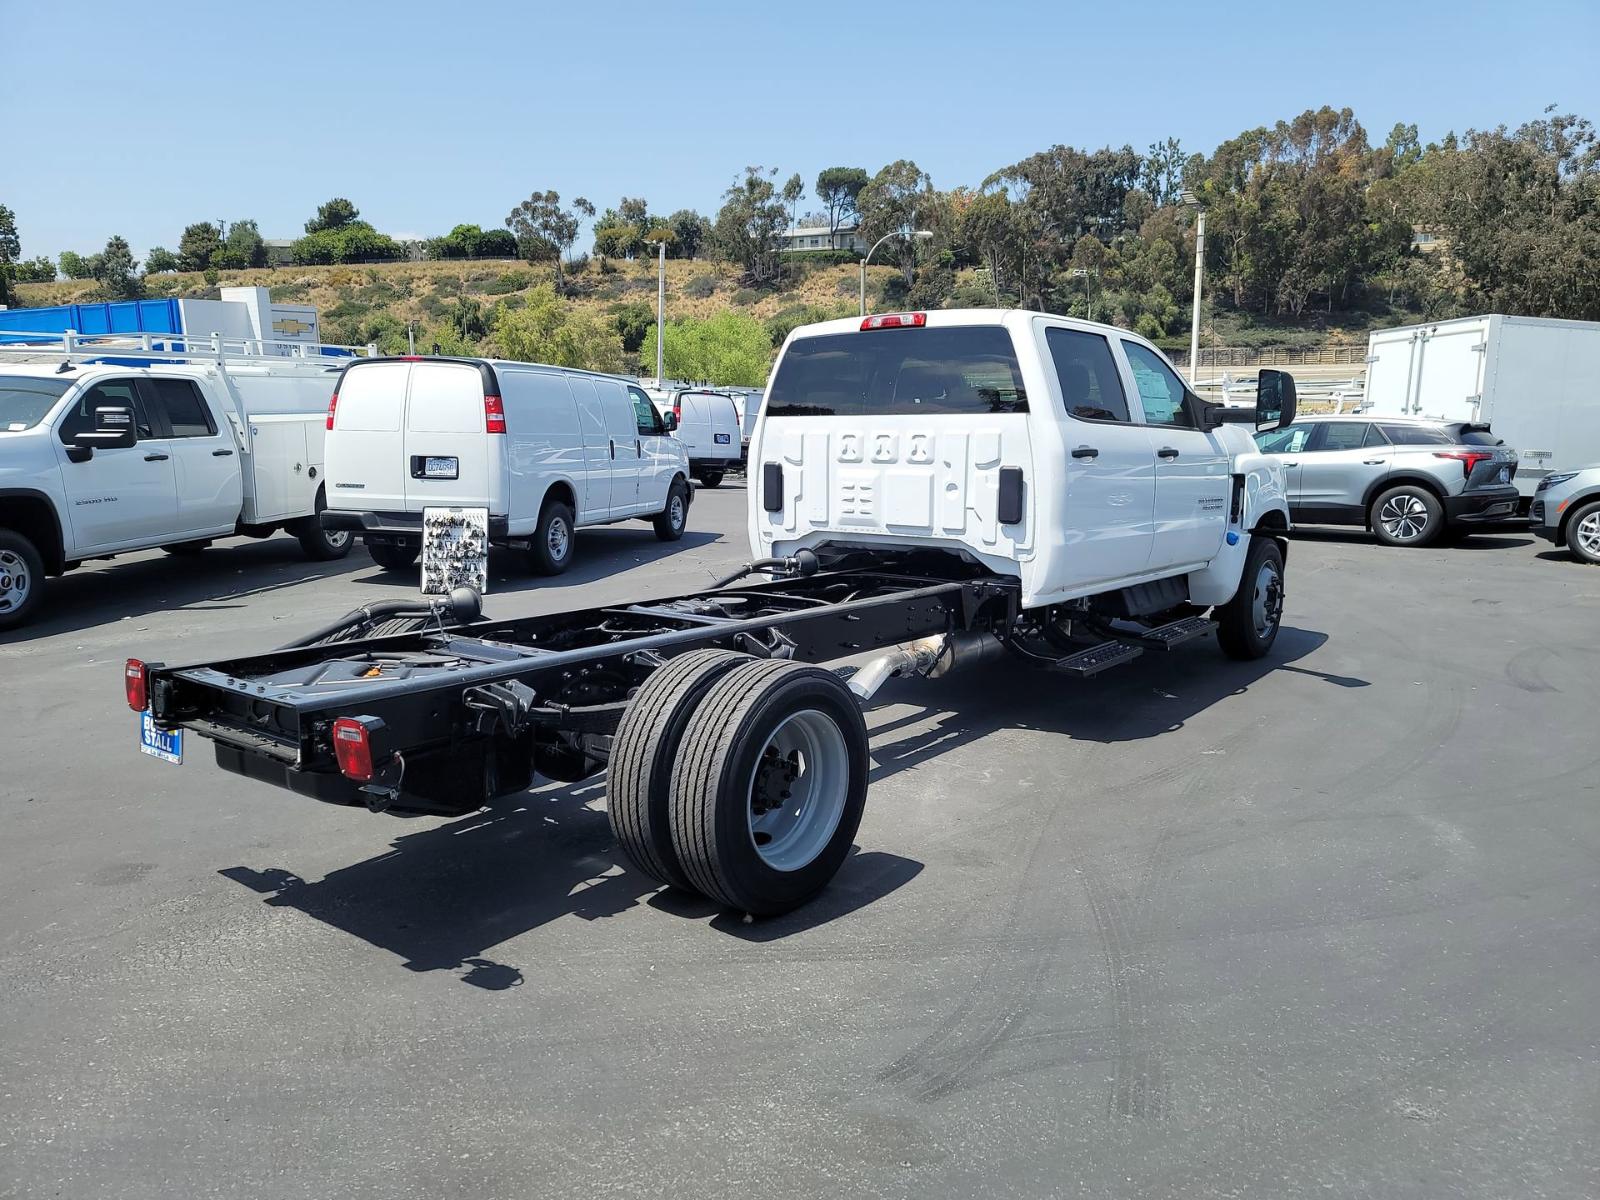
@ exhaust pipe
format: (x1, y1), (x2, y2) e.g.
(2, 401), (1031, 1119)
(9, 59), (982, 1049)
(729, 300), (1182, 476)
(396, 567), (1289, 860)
(846, 631), (1004, 701)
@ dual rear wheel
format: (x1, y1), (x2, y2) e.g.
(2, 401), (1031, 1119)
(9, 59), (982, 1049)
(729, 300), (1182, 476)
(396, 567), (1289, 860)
(608, 650), (869, 916)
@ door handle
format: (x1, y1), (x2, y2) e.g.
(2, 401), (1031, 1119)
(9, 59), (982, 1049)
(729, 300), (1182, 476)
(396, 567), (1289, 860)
(1283, 461), (1299, 468)
(144, 452), (170, 461)
(636, 439), (642, 457)
(609, 438), (615, 459)
(1071, 445), (1099, 460)
(1362, 459), (1385, 465)
(1156, 446), (1180, 459)
(212, 449), (234, 457)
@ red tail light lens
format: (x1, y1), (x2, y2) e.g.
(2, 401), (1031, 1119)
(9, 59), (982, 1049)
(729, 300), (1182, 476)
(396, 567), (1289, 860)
(861, 312), (927, 331)
(484, 394), (506, 434)
(125, 659), (148, 712)
(1434, 450), (1492, 479)
(325, 391), (338, 431)
(331, 717), (376, 782)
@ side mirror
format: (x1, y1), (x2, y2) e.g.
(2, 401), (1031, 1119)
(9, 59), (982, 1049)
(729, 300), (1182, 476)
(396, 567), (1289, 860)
(1256, 369), (1297, 431)
(662, 411), (678, 432)
(73, 405), (138, 451)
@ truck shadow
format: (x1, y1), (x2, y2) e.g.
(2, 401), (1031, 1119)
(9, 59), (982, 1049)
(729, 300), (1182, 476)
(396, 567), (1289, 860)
(0, 534), (371, 645)
(218, 778), (921, 988)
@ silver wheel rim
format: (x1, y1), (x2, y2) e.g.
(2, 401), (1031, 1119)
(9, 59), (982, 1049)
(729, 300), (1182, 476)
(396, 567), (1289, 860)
(1251, 558), (1283, 639)
(326, 530), (351, 550)
(1379, 494), (1431, 541)
(0, 549), (31, 614)
(547, 516), (570, 560)
(669, 494), (685, 529)
(1577, 512), (1600, 558)
(746, 708), (849, 872)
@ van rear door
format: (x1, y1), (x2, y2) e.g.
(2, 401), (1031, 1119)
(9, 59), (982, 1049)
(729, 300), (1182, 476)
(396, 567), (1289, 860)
(326, 361), (411, 512)
(402, 361), (502, 514)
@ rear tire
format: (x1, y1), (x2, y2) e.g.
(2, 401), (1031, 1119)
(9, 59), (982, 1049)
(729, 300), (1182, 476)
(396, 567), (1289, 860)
(1214, 536), (1285, 661)
(367, 541), (419, 573)
(608, 649), (752, 889)
(295, 492), (354, 561)
(1370, 484), (1444, 547)
(652, 480), (690, 542)
(163, 540), (212, 556)
(670, 659), (869, 916)
(696, 470), (724, 489)
(0, 530), (46, 631)
(526, 500), (575, 575)
(1565, 499), (1600, 565)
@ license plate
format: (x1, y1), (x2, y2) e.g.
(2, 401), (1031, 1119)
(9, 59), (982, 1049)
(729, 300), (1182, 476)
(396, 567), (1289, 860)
(424, 456), (458, 479)
(139, 711), (182, 764)
(1497, 466), (1511, 484)
(713, 433), (731, 445)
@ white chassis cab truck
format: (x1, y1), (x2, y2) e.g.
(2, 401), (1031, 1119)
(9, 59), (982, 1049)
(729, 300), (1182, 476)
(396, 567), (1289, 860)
(128, 309), (1294, 918)
(0, 332), (368, 629)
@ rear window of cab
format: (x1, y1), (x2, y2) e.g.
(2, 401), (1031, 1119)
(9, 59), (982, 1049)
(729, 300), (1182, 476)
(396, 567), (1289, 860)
(768, 326), (1027, 417)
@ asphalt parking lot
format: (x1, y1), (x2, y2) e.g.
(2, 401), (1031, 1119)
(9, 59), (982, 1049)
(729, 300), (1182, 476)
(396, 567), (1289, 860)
(3, 482), (1598, 1200)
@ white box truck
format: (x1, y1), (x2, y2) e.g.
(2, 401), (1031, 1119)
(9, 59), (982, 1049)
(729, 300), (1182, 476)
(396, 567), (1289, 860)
(1364, 315), (1600, 503)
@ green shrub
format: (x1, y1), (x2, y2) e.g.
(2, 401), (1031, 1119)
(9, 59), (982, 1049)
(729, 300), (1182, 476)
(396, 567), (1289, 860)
(732, 287), (762, 307)
(484, 270), (531, 295)
(685, 274), (718, 299)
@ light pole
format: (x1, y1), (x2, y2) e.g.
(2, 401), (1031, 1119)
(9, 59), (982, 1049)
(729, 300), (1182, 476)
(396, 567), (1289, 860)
(655, 238), (665, 385)
(1181, 189), (1207, 384)
(1069, 267), (1097, 322)
(860, 229), (933, 316)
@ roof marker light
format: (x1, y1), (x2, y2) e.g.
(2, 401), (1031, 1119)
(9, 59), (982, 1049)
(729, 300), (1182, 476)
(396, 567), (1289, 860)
(861, 312), (927, 331)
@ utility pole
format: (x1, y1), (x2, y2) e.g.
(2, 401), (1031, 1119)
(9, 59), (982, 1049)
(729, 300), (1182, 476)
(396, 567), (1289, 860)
(656, 239), (665, 385)
(1182, 191), (1207, 384)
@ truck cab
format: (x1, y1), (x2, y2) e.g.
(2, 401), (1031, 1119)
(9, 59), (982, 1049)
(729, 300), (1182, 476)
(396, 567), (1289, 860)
(748, 309), (1291, 612)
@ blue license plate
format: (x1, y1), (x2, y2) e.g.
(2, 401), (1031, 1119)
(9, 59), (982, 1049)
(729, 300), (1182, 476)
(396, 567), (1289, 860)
(714, 433), (731, 444)
(139, 712), (182, 764)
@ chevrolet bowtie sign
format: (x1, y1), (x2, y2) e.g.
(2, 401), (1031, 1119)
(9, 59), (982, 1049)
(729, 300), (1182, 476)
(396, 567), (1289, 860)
(272, 317), (312, 337)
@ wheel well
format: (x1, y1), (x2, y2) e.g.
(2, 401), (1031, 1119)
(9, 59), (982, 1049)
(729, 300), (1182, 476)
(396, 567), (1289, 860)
(1559, 492), (1600, 540)
(1251, 508), (1289, 533)
(0, 492), (65, 574)
(542, 480), (576, 514)
(1363, 473), (1445, 519)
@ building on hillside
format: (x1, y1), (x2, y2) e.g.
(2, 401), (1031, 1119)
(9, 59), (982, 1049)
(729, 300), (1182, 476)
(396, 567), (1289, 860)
(781, 224), (864, 253)
(264, 239), (296, 267)
(1410, 225), (1448, 255)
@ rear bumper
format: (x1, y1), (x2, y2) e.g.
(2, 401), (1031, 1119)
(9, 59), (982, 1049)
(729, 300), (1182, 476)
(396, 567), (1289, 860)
(322, 509), (510, 544)
(1444, 488), (1521, 524)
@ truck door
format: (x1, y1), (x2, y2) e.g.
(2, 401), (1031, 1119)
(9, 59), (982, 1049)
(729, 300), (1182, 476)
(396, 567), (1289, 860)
(325, 361), (410, 513)
(401, 362), (499, 513)
(140, 377), (242, 537)
(1044, 326), (1155, 587)
(629, 384), (676, 511)
(52, 378), (177, 553)
(565, 375), (612, 519)
(1119, 340), (1231, 572)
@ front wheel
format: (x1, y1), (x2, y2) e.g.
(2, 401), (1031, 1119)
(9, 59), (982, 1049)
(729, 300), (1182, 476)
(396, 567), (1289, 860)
(1214, 536), (1285, 661)
(1371, 484), (1444, 547)
(295, 493), (354, 561)
(1566, 499), (1600, 565)
(0, 530), (46, 631)
(652, 480), (689, 542)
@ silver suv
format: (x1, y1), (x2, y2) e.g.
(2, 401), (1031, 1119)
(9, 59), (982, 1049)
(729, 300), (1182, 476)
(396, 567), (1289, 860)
(1530, 464), (1600, 564)
(1252, 415), (1520, 547)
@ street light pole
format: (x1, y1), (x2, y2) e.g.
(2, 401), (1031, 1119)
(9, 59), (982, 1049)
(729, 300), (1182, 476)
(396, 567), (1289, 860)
(656, 238), (665, 385)
(860, 229), (934, 317)
(1182, 190), (1207, 385)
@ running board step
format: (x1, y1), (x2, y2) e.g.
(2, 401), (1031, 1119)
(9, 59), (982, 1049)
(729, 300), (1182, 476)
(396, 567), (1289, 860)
(1054, 640), (1143, 677)
(1122, 615), (1217, 650)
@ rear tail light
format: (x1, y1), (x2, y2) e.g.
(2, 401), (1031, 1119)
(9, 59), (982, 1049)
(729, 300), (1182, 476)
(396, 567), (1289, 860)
(484, 394), (506, 434)
(672, 399), (682, 422)
(1434, 450), (1492, 479)
(861, 312), (927, 331)
(325, 391), (338, 431)
(331, 717), (379, 782)
(125, 659), (148, 711)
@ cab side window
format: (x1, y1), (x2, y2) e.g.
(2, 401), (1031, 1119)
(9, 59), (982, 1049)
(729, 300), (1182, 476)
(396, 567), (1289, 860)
(144, 378), (216, 438)
(1254, 423), (1313, 454)
(1121, 342), (1195, 428)
(629, 386), (664, 435)
(1308, 422), (1376, 452)
(1046, 327), (1130, 423)
(57, 380), (152, 445)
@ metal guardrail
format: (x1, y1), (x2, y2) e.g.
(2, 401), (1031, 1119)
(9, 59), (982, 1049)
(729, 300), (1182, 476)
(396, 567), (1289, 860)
(0, 329), (378, 366)
(1169, 345), (1366, 369)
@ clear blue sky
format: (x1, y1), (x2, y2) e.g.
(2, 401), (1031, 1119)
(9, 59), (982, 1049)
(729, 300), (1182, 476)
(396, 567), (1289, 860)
(4, 0), (1597, 262)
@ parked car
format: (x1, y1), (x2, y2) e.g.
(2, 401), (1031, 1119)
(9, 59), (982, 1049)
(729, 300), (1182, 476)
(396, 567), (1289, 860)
(663, 389), (741, 487)
(322, 357), (691, 576)
(0, 349), (356, 631)
(1252, 414), (1520, 546)
(1530, 464), (1600, 564)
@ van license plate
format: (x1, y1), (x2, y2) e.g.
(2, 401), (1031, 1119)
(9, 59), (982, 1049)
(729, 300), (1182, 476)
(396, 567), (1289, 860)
(1497, 466), (1510, 484)
(139, 712), (182, 764)
(424, 457), (458, 479)
(714, 433), (731, 445)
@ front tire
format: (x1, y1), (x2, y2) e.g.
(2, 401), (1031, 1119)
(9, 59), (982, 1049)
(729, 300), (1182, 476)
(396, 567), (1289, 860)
(367, 541), (419, 573)
(0, 530), (46, 631)
(1566, 499), (1600, 565)
(295, 493), (354, 561)
(652, 480), (690, 542)
(1371, 484), (1444, 547)
(670, 659), (869, 916)
(526, 500), (575, 575)
(1214, 535), (1285, 661)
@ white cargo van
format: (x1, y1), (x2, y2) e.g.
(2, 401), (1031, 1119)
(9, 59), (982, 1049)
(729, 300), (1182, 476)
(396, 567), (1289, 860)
(323, 357), (692, 574)
(665, 389), (742, 487)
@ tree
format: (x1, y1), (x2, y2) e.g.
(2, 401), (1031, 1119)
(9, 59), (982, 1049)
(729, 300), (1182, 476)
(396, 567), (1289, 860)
(505, 190), (594, 289)
(857, 160), (938, 284)
(426, 224), (516, 259)
(305, 197), (359, 235)
(711, 166), (788, 284)
(1141, 138), (1186, 207)
(957, 188), (1026, 303)
(93, 235), (142, 300)
(144, 246), (181, 273)
(13, 256), (56, 283)
(0, 203), (18, 305)
(492, 283), (624, 371)
(59, 251), (96, 280)
(667, 209), (711, 259)
(291, 222), (403, 265)
(610, 300), (655, 353)
(178, 221), (223, 273)
(216, 219), (267, 270)
(815, 167), (869, 249)
(640, 310), (772, 386)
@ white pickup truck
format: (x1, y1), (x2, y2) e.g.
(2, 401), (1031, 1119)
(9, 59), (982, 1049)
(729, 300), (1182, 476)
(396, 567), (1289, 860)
(0, 345), (359, 629)
(131, 308), (1297, 919)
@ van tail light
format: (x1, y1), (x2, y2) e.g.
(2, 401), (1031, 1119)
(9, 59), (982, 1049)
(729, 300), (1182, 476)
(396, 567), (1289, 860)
(484, 394), (506, 434)
(125, 659), (149, 712)
(331, 716), (384, 782)
(326, 391), (338, 431)
(861, 312), (927, 331)
(672, 397), (682, 422)
(1434, 450), (1492, 479)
